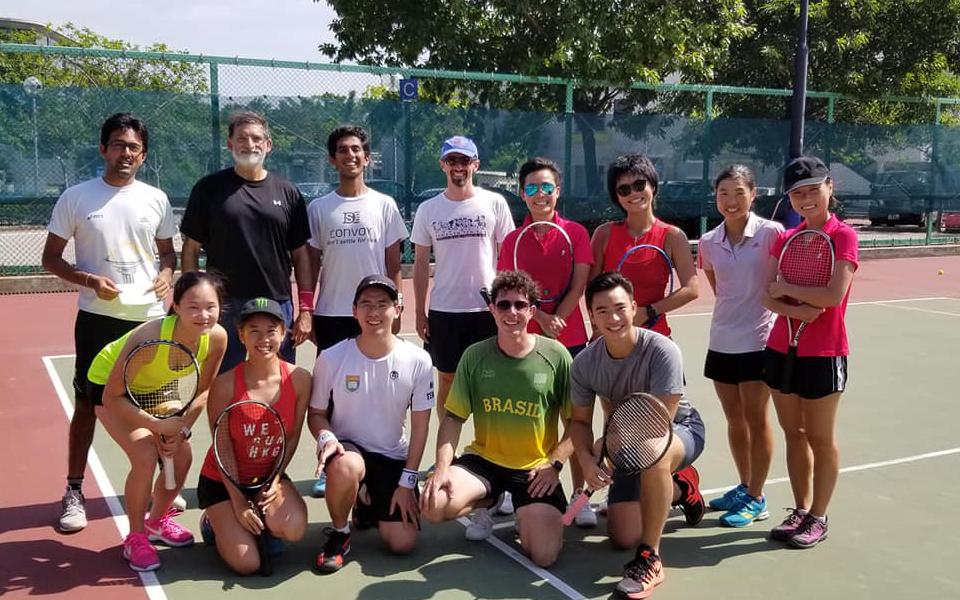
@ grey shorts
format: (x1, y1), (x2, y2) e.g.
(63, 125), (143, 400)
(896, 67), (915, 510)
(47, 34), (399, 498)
(608, 407), (706, 505)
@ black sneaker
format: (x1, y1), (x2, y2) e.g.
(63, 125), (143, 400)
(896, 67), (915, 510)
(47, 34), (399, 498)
(315, 528), (351, 573)
(616, 543), (665, 599)
(672, 465), (704, 526)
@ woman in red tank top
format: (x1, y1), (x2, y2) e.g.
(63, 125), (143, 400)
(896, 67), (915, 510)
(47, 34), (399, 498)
(589, 154), (699, 337)
(197, 298), (312, 575)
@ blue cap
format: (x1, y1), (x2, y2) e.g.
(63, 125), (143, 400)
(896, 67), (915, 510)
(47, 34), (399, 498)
(440, 136), (478, 160)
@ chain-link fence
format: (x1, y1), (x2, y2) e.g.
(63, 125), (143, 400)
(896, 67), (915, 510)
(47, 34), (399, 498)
(2, 43), (960, 276)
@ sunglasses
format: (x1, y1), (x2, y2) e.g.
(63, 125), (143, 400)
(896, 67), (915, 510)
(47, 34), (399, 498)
(523, 182), (557, 196)
(443, 155), (474, 166)
(494, 300), (531, 312)
(615, 179), (648, 197)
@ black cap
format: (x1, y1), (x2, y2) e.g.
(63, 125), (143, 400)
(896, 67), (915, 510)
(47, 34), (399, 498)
(353, 274), (399, 304)
(239, 297), (285, 322)
(783, 156), (830, 194)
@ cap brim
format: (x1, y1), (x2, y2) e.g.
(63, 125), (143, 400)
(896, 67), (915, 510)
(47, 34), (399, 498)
(785, 176), (828, 194)
(440, 149), (477, 159)
(354, 283), (399, 303)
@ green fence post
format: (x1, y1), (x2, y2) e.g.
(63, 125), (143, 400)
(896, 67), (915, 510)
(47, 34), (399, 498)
(209, 62), (221, 172)
(926, 99), (942, 245)
(700, 90), (714, 237)
(825, 96), (835, 166)
(563, 82), (574, 212)
(403, 100), (412, 219)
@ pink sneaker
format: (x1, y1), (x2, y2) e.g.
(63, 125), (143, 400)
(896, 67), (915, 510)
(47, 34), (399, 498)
(122, 532), (160, 572)
(788, 514), (829, 548)
(145, 508), (195, 547)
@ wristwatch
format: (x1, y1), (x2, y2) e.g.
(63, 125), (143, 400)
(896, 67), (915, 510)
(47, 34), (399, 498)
(551, 460), (563, 472)
(645, 304), (658, 322)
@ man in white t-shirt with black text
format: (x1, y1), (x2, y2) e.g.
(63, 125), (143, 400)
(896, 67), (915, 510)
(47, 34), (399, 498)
(305, 124), (408, 497)
(42, 113), (177, 533)
(309, 275), (434, 573)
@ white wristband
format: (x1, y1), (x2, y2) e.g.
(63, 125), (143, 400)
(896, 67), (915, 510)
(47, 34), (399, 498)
(317, 430), (337, 447)
(398, 468), (418, 489)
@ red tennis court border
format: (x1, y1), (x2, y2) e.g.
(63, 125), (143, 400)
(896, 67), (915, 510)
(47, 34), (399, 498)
(0, 255), (957, 599)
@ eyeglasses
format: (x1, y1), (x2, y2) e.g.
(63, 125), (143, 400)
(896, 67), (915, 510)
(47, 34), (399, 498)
(523, 182), (557, 196)
(107, 141), (144, 154)
(615, 179), (647, 197)
(443, 155), (474, 166)
(494, 299), (531, 312)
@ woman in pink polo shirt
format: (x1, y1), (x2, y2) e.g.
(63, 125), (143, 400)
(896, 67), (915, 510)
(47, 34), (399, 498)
(698, 165), (783, 528)
(762, 156), (858, 549)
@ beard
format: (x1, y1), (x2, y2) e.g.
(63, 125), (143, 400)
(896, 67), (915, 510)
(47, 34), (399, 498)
(232, 149), (266, 170)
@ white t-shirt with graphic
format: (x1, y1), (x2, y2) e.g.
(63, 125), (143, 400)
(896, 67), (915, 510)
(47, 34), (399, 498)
(47, 177), (176, 321)
(410, 188), (514, 312)
(307, 189), (408, 317)
(310, 338), (434, 460)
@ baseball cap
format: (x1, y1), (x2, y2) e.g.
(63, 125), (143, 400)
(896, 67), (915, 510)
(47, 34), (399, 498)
(783, 156), (830, 194)
(353, 274), (399, 304)
(440, 136), (478, 160)
(239, 297), (285, 322)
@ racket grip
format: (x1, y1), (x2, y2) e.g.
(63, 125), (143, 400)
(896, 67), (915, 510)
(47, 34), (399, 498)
(162, 456), (176, 490)
(562, 491), (592, 526)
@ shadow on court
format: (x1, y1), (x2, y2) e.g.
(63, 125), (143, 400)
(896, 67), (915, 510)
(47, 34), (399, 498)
(1, 539), (141, 596)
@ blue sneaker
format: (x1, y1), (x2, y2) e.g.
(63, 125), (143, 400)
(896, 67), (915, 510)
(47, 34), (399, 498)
(719, 495), (770, 527)
(708, 483), (747, 511)
(199, 511), (215, 545)
(312, 472), (327, 498)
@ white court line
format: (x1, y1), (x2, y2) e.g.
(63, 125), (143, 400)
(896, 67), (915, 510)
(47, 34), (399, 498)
(455, 516), (586, 600)
(666, 296), (956, 320)
(868, 303), (960, 318)
(700, 446), (960, 496)
(41, 356), (169, 600)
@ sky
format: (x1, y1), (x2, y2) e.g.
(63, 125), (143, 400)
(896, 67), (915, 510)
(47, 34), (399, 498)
(4, 0), (339, 61)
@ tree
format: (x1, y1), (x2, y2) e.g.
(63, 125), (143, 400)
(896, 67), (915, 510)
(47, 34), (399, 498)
(316, 0), (752, 194)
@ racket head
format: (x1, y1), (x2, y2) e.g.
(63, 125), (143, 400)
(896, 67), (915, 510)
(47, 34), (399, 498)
(777, 229), (835, 288)
(602, 392), (673, 475)
(616, 244), (675, 298)
(213, 400), (287, 493)
(122, 339), (200, 418)
(511, 220), (575, 305)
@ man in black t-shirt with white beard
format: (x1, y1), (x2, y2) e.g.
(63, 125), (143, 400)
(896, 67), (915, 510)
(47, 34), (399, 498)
(181, 111), (312, 372)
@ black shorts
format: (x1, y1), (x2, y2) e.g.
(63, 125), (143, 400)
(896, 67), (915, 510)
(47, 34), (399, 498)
(336, 442), (419, 524)
(313, 315), (361, 355)
(73, 310), (141, 404)
(763, 348), (848, 399)
(86, 382), (106, 407)
(196, 473), (292, 510)
(452, 453), (567, 514)
(425, 310), (497, 373)
(704, 349), (766, 385)
(608, 408), (706, 505)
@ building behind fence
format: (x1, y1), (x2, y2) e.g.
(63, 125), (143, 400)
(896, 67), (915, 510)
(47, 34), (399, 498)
(2, 43), (960, 275)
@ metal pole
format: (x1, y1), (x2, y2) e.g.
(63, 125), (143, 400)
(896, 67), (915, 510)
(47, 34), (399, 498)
(209, 63), (221, 172)
(563, 82), (573, 207)
(32, 96), (39, 195)
(789, 0), (809, 158)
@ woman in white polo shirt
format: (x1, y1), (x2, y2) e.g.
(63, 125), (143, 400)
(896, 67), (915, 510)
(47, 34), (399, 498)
(698, 165), (782, 527)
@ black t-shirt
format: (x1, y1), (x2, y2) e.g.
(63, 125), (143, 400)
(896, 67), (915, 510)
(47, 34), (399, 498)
(180, 168), (309, 301)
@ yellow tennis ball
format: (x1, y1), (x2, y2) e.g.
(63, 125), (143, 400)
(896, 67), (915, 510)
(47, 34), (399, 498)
(938, 269), (945, 275)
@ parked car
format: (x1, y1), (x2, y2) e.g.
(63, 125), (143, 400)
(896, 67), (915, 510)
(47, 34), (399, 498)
(940, 211), (960, 232)
(869, 171), (929, 226)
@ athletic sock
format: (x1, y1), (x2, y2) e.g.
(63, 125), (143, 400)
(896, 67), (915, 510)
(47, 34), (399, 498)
(334, 524), (350, 534)
(67, 477), (83, 491)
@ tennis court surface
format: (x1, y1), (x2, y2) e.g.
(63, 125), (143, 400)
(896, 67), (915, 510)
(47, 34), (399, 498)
(2, 255), (958, 600)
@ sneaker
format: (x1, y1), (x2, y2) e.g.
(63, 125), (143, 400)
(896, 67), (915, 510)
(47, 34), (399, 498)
(616, 543), (665, 599)
(571, 490), (598, 528)
(788, 514), (829, 548)
(171, 494), (187, 514)
(315, 528), (351, 573)
(145, 507), (195, 547)
(494, 491), (515, 515)
(598, 495), (609, 516)
(769, 508), (808, 541)
(708, 483), (748, 511)
(719, 495), (770, 528)
(672, 465), (704, 526)
(464, 508), (494, 541)
(351, 499), (377, 531)
(312, 472), (327, 498)
(122, 531), (160, 572)
(199, 511), (215, 545)
(58, 487), (87, 533)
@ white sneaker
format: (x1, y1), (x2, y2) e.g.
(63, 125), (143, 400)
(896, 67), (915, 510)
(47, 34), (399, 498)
(571, 490), (598, 528)
(494, 491), (514, 515)
(464, 508), (494, 541)
(58, 487), (87, 532)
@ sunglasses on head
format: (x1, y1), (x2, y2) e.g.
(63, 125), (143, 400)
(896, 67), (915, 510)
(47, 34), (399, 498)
(615, 179), (648, 197)
(494, 299), (531, 312)
(523, 182), (557, 196)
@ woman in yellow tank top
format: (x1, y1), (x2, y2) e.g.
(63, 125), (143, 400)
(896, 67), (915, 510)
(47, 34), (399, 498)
(90, 272), (228, 572)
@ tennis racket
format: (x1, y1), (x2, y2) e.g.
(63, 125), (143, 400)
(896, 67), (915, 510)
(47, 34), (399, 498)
(562, 392), (673, 526)
(213, 400), (286, 576)
(512, 221), (574, 306)
(616, 244), (675, 328)
(776, 229), (835, 394)
(122, 339), (200, 490)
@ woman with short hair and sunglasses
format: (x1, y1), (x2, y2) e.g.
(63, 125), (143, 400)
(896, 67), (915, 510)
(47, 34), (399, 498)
(588, 153), (703, 527)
